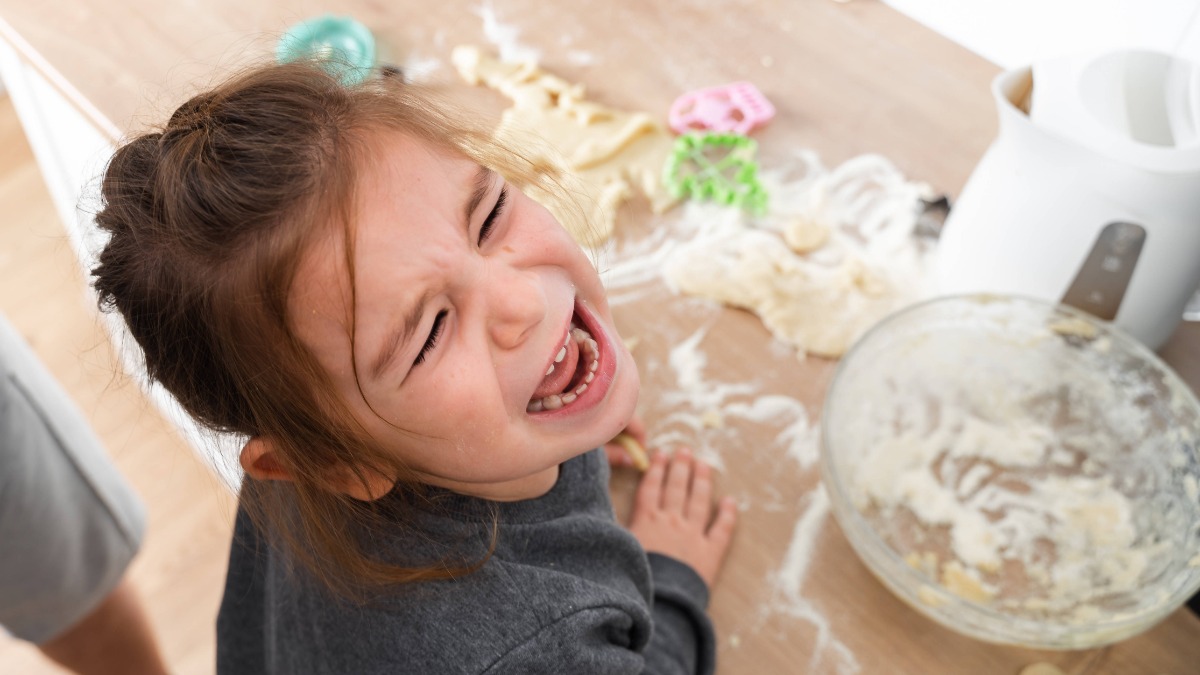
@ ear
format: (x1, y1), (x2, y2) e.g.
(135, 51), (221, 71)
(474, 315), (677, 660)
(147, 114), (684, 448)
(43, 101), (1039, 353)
(240, 436), (294, 482)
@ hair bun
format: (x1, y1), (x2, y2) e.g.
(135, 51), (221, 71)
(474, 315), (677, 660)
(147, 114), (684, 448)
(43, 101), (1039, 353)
(167, 92), (218, 132)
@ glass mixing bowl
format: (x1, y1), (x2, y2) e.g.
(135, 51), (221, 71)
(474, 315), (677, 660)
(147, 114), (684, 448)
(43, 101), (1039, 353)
(821, 295), (1200, 649)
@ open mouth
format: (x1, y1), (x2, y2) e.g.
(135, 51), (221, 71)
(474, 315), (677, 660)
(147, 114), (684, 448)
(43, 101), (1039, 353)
(527, 305), (602, 413)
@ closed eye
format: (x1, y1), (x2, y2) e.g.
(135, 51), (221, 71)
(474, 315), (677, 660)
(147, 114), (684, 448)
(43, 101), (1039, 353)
(478, 187), (507, 245)
(413, 310), (447, 366)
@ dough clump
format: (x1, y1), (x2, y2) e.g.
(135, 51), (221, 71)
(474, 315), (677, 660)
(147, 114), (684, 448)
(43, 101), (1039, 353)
(452, 45), (676, 245)
(664, 154), (934, 357)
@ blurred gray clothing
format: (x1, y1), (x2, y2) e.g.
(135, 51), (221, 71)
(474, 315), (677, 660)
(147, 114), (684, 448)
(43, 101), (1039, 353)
(217, 448), (716, 674)
(0, 314), (145, 643)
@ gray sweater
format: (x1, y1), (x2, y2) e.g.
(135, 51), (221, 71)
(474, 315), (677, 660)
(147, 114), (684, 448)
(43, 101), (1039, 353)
(216, 449), (716, 674)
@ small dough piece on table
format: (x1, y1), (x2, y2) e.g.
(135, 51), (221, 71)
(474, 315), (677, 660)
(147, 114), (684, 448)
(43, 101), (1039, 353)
(452, 45), (677, 244)
(613, 433), (651, 471)
(700, 409), (725, 429)
(783, 215), (830, 253)
(1018, 663), (1067, 675)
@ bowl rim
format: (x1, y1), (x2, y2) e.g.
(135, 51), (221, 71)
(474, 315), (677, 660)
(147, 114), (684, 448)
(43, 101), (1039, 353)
(819, 292), (1200, 649)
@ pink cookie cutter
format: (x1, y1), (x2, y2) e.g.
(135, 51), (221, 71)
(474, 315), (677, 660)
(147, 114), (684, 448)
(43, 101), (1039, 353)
(668, 82), (775, 135)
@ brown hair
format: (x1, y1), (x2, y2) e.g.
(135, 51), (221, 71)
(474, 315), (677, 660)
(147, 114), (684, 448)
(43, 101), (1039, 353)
(93, 61), (568, 599)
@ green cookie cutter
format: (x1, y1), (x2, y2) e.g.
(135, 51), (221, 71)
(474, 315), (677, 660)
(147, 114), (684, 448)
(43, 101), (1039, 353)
(662, 132), (768, 214)
(276, 14), (376, 86)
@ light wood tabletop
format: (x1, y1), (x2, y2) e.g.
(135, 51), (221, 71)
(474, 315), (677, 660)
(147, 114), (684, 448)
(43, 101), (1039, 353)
(1, 1), (1198, 673)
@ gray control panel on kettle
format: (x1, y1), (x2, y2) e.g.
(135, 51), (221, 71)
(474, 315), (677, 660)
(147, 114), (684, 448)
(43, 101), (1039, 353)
(1060, 221), (1146, 321)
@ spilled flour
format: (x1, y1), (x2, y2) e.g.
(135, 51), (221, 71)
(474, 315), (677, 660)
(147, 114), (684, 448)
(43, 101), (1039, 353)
(475, 0), (541, 63)
(647, 325), (823, 472)
(631, 322), (857, 672)
(400, 54), (442, 83)
(771, 486), (861, 675)
(591, 150), (935, 675)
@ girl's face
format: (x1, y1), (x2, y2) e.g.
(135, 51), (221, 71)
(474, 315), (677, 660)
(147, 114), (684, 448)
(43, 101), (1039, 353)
(289, 131), (639, 501)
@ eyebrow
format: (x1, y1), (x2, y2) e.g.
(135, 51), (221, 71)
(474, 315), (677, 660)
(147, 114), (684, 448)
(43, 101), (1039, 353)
(367, 165), (494, 382)
(464, 166), (494, 226)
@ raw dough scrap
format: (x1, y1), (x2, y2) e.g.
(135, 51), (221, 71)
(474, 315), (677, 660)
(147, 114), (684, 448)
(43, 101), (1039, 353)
(783, 215), (830, 253)
(700, 409), (725, 429)
(664, 226), (901, 358)
(452, 45), (677, 244)
(660, 153), (934, 358)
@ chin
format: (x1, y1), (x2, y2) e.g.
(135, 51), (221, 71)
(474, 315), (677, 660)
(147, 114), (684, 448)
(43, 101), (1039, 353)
(602, 351), (641, 438)
(573, 359), (640, 455)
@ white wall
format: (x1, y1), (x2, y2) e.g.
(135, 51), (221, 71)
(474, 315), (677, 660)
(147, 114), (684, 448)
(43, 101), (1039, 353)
(884, 0), (1200, 68)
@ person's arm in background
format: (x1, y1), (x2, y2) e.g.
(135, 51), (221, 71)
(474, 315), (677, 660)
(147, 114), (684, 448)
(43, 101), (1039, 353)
(0, 314), (167, 675)
(37, 579), (166, 675)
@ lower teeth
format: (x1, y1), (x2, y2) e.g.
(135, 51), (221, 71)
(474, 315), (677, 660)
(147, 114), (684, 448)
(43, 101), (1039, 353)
(528, 324), (598, 412)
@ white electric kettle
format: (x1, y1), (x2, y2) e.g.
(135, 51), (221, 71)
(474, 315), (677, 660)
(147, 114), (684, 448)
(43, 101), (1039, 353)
(937, 49), (1200, 350)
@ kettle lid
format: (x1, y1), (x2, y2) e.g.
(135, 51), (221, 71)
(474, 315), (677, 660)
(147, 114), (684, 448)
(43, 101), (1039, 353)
(1029, 49), (1200, 173)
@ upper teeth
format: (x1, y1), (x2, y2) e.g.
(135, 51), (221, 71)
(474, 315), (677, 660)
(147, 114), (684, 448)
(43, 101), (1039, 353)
(546, 323), (579, 376)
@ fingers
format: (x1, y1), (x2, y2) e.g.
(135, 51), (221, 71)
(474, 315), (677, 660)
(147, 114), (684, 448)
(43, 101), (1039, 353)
(634, 447), (731, 534)
(603, 443), (632, 468)
(686, 459), (712, 521)
(612, 433), (650, 471)
(635, 450), (668, 512)
(707, 496), (738, 548)
(662, 447), (693, 512)
(627, 447), (738, 587)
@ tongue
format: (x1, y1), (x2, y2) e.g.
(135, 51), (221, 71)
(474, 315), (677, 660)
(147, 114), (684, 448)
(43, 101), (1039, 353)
(532, 338), (580, 399)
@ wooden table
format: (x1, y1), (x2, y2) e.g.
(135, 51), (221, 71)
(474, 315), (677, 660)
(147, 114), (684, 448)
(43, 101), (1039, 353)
(2, 1), (1198, 672)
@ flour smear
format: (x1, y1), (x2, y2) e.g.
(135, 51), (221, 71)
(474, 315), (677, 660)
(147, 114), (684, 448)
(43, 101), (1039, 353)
(593, 149), (938, 672)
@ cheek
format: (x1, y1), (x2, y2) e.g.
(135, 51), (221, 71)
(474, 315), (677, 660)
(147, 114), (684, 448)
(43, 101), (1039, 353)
(390, 362), (510, 432)
(618, 344), (641, 398)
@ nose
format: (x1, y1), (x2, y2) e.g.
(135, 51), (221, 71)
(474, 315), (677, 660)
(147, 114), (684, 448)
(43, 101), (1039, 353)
(484, 265), (546, 350)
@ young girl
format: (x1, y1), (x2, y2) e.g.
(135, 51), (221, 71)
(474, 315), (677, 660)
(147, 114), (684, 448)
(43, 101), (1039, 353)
(92, 62), (737, 673)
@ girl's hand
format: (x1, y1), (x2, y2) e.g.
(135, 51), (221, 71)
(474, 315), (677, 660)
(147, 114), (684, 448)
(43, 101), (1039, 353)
(627, 447), (738, 587)
(603, 416), (648, 469)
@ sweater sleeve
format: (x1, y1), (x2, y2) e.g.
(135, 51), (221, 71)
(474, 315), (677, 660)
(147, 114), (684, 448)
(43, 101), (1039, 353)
(481, 554), (714, 675)
(644, 553), (716, 675)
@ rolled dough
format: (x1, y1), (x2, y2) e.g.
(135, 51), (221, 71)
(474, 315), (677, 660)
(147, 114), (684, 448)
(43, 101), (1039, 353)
(452, 45), (677, 244)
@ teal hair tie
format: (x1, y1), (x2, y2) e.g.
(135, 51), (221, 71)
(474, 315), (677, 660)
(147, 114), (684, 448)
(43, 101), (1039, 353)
(276, 15), (376, 86)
